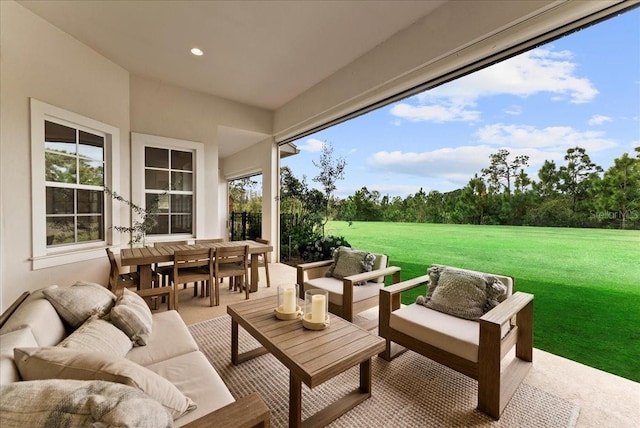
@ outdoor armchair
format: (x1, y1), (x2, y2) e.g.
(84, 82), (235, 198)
(297, 247), (401, 325)
(378, 265), (533, 419)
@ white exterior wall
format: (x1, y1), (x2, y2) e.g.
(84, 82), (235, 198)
(0, 1), (130, 309)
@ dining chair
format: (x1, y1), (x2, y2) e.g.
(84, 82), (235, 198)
(153, 240), (188, 288)
(215, 245), (250, 302)
(255, 238), (271, 288)
(169, 247), (215, 309)
(105, 248), (173, 310)
(195, 238), (224, 294)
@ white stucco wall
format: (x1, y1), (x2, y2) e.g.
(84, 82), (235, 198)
(129, 76), (272, 241)
(0, 1), (130, 309)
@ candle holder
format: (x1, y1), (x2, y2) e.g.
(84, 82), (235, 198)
(274, 284), (301, 320)
(302, 289), (329, 330)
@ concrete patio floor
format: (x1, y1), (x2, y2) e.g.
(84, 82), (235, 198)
(175, 262), (639, 428)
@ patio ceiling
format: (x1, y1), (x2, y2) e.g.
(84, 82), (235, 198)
(17, 0), (445, 111)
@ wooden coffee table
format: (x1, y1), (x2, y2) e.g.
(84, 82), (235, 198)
(227, 296), (385, 428)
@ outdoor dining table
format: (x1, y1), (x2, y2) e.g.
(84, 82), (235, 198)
(120, 240), (273, 292)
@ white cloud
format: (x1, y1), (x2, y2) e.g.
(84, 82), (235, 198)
(588, 115), (612, 126)
(476, 123), (617, 152)
(504, 105), (523, 115)
(298, 138), (325, 152)
(391, 47), (598, 123)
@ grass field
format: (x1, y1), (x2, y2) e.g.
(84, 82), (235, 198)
(325, 221), (640, 382)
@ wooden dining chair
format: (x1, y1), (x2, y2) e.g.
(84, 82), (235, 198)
(153, 240), (188, 288)
(255, 238), (271, 288)
(105, 248), (173, 310)
(169, 247), (215, 309)
(215, 245), (250, 302)
(195, 238), (224, 294)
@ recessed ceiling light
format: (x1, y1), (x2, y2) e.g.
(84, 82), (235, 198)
(190, 47), (204, 56)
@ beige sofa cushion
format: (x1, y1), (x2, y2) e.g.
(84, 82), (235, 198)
(147, 350), (235, 426)
(0, 286), (66, 347)
(58, 317), (133, 357)
(110, 289), (153, 346)
(0, 379), (173, 428)
(125, 310), (199, 366)
(14, 346), (196, 419)
(43, 281), (116, 328)
(305, 277), (382, 305)
(0, 327), (38, 385)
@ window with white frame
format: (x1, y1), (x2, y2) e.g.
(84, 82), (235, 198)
(131, 133), (204, 240)
(31, 99), (120, 269)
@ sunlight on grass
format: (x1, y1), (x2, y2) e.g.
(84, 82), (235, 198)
(326, 221), (640, 382)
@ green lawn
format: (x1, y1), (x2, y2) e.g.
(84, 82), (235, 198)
(325, 221), (640, 382)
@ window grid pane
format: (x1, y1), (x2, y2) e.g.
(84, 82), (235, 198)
(144, 147), (194, 235)
(45, 120), (106, 247)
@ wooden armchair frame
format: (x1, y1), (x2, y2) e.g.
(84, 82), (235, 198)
(378, 274), (533, 419)
(297, 259), (401, 323)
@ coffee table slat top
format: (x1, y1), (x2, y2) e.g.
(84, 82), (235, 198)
(228, 296), (385, 388)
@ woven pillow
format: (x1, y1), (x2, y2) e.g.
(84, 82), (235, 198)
(14, 346), (196, 419)
(327, 246), (375, 281)
(0, 379), (173, 428)
(58, 316), (133, 356)
(110, 289), (153, 346)
(43, 281), (116, 328)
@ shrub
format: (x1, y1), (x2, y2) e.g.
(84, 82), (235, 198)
(300, 235), (350, 261)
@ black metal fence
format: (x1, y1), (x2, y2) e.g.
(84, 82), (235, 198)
(229, 211), (262, 241)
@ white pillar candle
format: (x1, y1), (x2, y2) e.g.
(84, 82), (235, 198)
(283, 287), (296, 313)
(311, 294), (326, 323)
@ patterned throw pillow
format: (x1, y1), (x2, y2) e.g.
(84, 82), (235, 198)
(58, 316), (133, 357)
(110, 289), (153, 346)
(0, 379), (173, 428)
(327, 246), (375, 283)
(14, 346), (196, 419)
(43, 281), (116, 328)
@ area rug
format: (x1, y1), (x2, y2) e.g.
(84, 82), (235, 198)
(189, 316), (580, 427)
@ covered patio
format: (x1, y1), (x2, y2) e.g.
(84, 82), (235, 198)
(1, 1), (638, 426)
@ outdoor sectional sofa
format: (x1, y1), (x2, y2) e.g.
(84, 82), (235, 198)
(0, 282), (270, 427)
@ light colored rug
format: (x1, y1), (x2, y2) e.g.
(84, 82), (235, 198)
(189, 316), (580, 428)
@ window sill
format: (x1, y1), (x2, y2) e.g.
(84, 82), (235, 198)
(31, 246), (108, 270)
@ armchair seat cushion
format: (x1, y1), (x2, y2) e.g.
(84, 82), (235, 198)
(305, 277), (383, 305)
(390, 303), (480, 362)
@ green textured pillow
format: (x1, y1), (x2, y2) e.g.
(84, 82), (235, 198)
(43, 281), (116, 328)
(423, 267), (489, 320)
(0, 379), (173, 428)
(330, 247), (374, 280)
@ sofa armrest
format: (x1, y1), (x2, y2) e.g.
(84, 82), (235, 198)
(296, 259), (334, 285)
(182, 393), (270, 428)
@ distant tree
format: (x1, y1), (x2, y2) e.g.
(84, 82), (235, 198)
(596, 150), (639, 229)
(558, 147), (603, 213)
(481, 149), (530, 194)
(312, 141), (346, 233)
(229, 176), (259, 212)
(533, 160), (560, 199)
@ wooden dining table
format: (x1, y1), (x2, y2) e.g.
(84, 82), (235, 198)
(120, 240), (273, 292)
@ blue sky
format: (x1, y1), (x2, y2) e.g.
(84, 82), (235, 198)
(282, 8), (640, 198)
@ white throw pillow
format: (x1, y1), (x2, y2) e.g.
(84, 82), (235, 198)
(14, 346), (196, 419)
(58, 316), (133, 356)
(43, 281), (116, 328)
(110, 289), (153, 346)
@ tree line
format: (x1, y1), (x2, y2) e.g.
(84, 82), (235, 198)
(282, 146), (640, 231)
